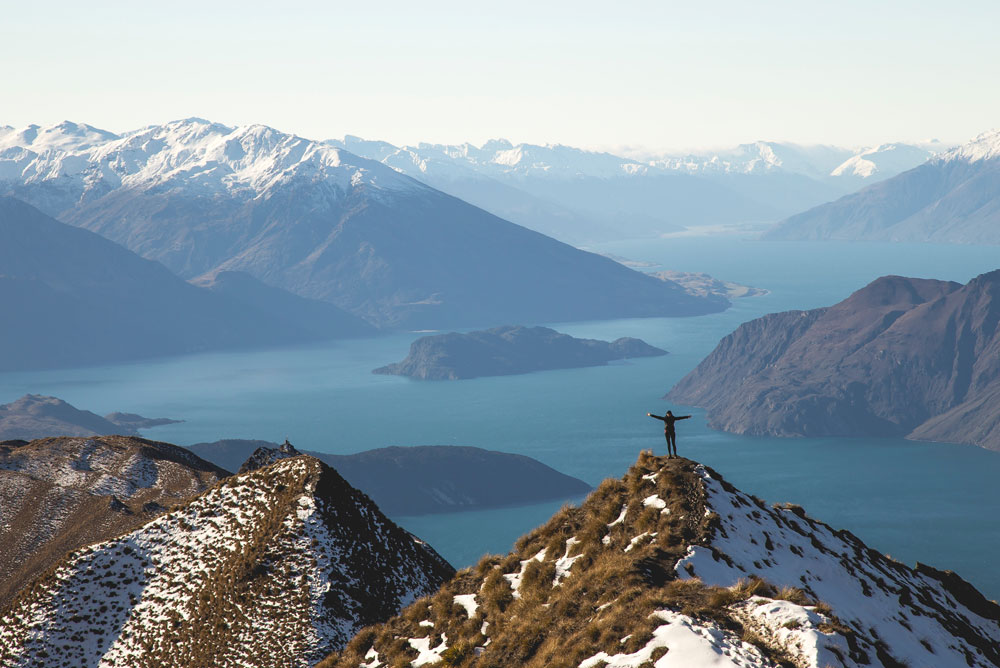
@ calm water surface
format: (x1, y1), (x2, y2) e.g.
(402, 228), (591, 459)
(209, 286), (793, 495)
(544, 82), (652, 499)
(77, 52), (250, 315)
(4, 237), (1000, 595)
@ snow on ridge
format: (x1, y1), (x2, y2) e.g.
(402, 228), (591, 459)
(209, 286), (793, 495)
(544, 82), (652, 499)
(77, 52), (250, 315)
(0, 118), (427, 203)
(577, 609), (773, 668)
(0, 455), (451, 668)
(677, 464), (1000, 668)
(939, 128), (1000, 164)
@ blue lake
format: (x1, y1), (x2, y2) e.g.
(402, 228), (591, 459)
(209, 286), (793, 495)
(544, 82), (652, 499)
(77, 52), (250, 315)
(4, 236), (1000, 596)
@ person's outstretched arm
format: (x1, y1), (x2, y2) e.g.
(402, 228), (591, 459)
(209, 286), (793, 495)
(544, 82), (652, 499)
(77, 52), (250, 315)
(647, 412), (666, 421)
(677, 415), (692, 420)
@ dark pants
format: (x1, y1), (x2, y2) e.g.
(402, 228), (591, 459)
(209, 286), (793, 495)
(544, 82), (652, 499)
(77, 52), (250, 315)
(664, 429), (677, 456)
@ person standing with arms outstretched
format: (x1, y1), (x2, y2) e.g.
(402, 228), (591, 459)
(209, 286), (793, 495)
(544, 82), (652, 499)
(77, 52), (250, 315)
(647, 410), (691, 458)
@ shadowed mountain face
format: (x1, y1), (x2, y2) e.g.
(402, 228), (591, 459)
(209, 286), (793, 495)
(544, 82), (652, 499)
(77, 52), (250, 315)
(764, 130), (1000, 243)
(0, 435), (228, 607)
(318, 453), (1000, 668)
(0, 197), (372, 371)
(373, 325), (667, 380)
(0, 454), (454, 667)
(187, 440), (592, 516)
(668, 271), (1000, 449)
(1, 119), (728, 330)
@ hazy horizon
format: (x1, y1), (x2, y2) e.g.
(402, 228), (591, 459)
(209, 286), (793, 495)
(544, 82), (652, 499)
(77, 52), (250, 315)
(4, 1), (998, 152)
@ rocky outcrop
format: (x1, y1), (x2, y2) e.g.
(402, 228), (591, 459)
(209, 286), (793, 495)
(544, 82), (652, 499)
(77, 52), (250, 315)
(668, 271), (1000, 449)
(373, 325), (667, 380)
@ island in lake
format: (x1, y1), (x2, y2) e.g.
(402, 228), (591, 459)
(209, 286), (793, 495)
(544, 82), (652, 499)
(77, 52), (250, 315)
(373, 325), (667, 380)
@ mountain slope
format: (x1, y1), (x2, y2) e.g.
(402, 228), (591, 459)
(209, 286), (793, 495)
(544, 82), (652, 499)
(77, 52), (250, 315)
(0, 119), (727, 329)
(667, 271), (1000, 449)
(0, 196), (372, 371)
(0, 394), (181, 440)
(0, 455), (454, 667)
(0, 435), (227, 606)
(187, 440), (592, 515)
(319, 453), (1000, 668)
(191, 270), (374, 338)
(764, 130), (1000, 243)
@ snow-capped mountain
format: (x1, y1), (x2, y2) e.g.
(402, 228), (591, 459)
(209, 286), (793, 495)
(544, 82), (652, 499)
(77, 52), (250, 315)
(765, 129), (1000, 243)
(0, 454), (454, 668)
(0, 119), (727, 330)
(651, 141), (856, 179)
(0, 120), (119, 154)
(319, 453), (1000, 668)
(0, 435), (227, 607)
(328, 135), (941, 244)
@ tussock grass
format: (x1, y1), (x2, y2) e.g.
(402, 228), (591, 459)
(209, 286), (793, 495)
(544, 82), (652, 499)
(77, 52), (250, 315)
(319, 455), (761, 668)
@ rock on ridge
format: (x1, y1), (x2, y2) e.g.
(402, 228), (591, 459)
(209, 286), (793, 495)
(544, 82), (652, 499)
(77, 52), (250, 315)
(238, 439), (303, 473)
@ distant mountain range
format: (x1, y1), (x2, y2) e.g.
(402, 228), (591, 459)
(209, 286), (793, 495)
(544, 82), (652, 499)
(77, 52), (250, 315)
(0, 119), (726, 329)
(765, 129), (1000, 243)
(0, 196), (372, 371)
(329, 135), (942, 243)
(668, 271), (1000, 450)
(373, 325), (666, 380)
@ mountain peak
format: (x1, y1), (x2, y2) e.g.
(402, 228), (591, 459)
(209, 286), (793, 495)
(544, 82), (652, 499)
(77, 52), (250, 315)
(940, 128), (1000, 164)
(320, 452), (1000, 668)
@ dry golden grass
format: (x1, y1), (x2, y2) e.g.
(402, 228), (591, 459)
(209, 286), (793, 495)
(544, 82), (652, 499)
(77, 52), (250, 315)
(318, 455), (779, 668)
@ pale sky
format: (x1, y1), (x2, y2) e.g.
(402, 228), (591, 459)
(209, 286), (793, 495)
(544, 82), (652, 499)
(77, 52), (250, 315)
(2, 0), (999, 152)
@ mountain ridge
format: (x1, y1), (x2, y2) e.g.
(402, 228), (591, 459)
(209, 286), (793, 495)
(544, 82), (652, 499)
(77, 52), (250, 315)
(0, 454), (454, 667)
(318, 453), (1000, 668)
